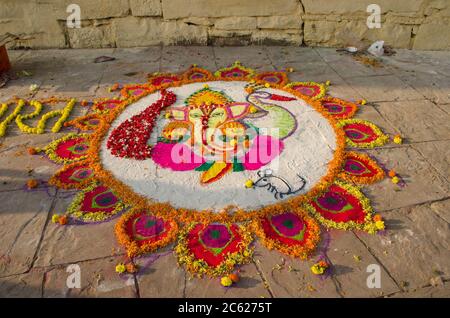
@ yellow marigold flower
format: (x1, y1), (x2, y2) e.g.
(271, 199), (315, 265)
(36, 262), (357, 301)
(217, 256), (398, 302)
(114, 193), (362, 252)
(264, 83), (270, 88)
(115, 263), (126, 274)
(393, 135), (402, 144)
(51, 214), (60, 223)
(391, 176), (400, 184)
(311, 264), (326, 275)
(203, 84), (209, 89)
(245, 179), (254, 188)
(375, 220), (385, 230)
(325, 80), (331, 86)
(229, 139), (237, 147)
(165, 112), (171, 119)
(220, 276), (233, 287)
(359, 99), (367, 105)
(249, 105), (258, 113)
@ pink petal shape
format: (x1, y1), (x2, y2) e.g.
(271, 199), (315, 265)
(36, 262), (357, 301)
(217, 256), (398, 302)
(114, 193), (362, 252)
(151, 142), (204, 171)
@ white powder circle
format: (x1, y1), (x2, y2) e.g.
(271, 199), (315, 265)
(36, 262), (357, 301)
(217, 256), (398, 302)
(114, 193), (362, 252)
(100, 81), (337, 212)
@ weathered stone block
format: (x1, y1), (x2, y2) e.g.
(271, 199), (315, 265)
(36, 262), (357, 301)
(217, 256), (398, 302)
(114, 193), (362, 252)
(251, 30), (303, 45)
(161, 20), (208, 45)
(162, 0), (299, 19)
(68, 24), (114, 48)
(257, 15), (302, 29)
(215, 17), (257, 30)
(413, 23), (450, 50)
(304, 20), (412, 49)
(302, 0), (424, 16)
(113, 16), (162, 47)
(47, 0), (130, 20)
(130, 0), (162, 17)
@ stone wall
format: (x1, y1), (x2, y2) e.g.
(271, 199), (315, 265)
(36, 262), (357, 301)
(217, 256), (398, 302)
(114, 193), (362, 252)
(1, 0), (449, 50)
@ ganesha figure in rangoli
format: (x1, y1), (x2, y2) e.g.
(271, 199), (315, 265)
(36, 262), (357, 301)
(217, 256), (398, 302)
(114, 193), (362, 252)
(151, 86), (298, 184)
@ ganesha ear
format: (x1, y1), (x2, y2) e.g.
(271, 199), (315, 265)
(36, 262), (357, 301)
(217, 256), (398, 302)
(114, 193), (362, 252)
(228, 102), (249, 119)
(170, 108), (187, 121)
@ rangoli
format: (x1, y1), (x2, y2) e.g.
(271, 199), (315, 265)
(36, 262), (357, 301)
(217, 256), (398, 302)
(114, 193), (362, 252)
(22, 62), (393, 278)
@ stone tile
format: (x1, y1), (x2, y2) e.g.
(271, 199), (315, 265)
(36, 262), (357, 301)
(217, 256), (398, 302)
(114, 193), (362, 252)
(213, 46), (272, 71)
(390, 282), (450, 298)
(430, 199), (450, 225)
(412, 141), (450, 182)
(0, 268), (44, 297)
(35, 194), (123, 267)
(162, 46), (217, 73)
(316, 48), (392, 77)
(100, 62), (160, 86)
(326, 230), (400, 297)
(375, 100), (450, 142)
(43, 256), (137, 298)
(394, 73), (450, 105)
(0, 190), (53, 277)
(345, 75), (424, 102)
(355, 204), (450, 290)
(0, 138), (61, 191)
(251, 242), (342, 297)
(363, 146), (449, 212)
(185, 260), (272, 298)
(111, 47), (162, 64)
(266, 46), (323, 64)
(135, 252), (185, 298)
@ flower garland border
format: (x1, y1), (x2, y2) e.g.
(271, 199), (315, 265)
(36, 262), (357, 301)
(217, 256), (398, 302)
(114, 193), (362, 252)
(114, 205), (179, 258)
(65, 182), (127, 223)
(337, 118), (389, 148)
(36, 133), (91, 165)
(252, 207), (321, 260)
(319, 96), (359, 119)
(284, 81), (327, 100)
(174, 222), (254, 277)
(48, 160), (96, 190)
(338, 151), (385, 184)
(303, 179), (380, 233)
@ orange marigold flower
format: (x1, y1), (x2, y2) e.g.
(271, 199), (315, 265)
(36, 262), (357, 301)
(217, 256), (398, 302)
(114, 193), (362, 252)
(125, 263), (138, 273)
(81, 100), (89, 107)
(373, 214), (383, 222)
(58, 215), (68, 225)
(28, 147), (37, 155)
(388, 170), (396, 178)
(228, 273), (240, 283)
(27, 179), (39, 189)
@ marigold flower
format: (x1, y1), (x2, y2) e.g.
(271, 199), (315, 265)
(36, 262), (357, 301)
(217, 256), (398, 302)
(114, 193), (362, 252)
(126, 263), (138, 273)
(27, 179), (39, 189)
(28, 147), (37, 155)
(228, 273), (240, 283)
(373, 214), (383, 222)
(264, 83), (270, 88)
(115, 263), (126, 274)
(388, 170), (396, 178)
(325, 80), (331, 86)
(311, 264), (326, 275)
(245, 179), (254, 188)
(393, 135), (402, 144)
(391, 176), (400, 184)
(51, 214), (60, 223)
(81, 100), (89, 107)
(58, 215), (68, 225)
(375, 220), (385, 230)
(220, 276), (233, 287)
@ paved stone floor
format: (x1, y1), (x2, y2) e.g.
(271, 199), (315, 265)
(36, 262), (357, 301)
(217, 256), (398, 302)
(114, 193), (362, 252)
(0, 46), (449, 298)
